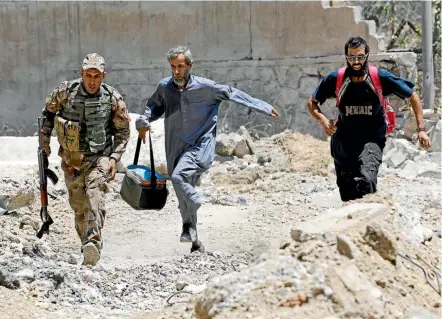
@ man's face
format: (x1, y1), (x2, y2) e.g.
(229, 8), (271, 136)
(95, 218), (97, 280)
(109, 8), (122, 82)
(80, 68), (106, 94)
(346, 46), (368, 76)
(169, 54), (191, 86)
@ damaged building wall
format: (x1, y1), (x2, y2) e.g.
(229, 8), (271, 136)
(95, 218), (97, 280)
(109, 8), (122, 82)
(0, 1), (416, 139)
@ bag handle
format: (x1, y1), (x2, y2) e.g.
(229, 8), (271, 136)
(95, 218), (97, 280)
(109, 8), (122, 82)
(133, 132), (157, 185)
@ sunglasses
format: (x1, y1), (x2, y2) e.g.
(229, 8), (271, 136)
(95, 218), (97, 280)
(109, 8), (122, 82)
(346, 54), (368, 62)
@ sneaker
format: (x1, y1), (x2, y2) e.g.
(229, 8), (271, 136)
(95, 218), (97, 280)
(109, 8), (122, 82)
(82, 242), (100, 266)
(180, 223), (197, 243)
(191, 240), (205, 253)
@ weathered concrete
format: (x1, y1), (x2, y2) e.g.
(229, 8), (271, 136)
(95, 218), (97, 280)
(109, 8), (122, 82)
(0, 1), (415, 139)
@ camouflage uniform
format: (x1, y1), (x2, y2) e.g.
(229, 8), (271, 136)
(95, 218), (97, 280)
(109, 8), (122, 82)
(41, 54), (130, 263)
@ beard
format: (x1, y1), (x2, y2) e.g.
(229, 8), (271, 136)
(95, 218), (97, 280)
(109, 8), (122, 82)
(173, 68), (191, 86)
(347, 59), (368, 77)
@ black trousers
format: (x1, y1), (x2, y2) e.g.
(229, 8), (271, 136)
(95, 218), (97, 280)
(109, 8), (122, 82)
(331, 135), (385, 202)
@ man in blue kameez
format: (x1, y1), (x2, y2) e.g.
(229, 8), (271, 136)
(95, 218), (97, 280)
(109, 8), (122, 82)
(136, 46), (279, 252)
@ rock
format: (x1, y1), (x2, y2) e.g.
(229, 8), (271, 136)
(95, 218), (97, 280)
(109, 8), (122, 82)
(291, 228), (317, 243)
(428, 120), (441, 152)
(0, 195), (8, 214)
(408, 307), (439, 319)
(383, 139), (420, 168)
(363, 223), (398, 262)
(421, 226), (433, 243)
(215, 133), (252, 158)
(233, 140), (250, 158)
(427, 152), (441, 165)
(0, 186), (35, 211)
(0, 268), (20, 289)
(215, 133), (242, 157)
(67, 254), (78, 265)
(257, 155), (271, 166)
(336, 234), (361, 259)
(327, 262), (385, 317)
(210, 166), (228, 176)
(397, 160), (419, 180)
(175, 281), (188, 291)
(0, 229), (21, 243)
(16, 268), (35, 283)
(238, 126), (256, 155)
(194, 256), (310, 319)
(19, 216), (40, 231)
(279, 292), (308, 307)
(216, 196), (248, 206)
(291, 203), (388, 242)
(398, 160), (441, 180)
(213, 155), (234, 163)
(22, 242), (55, 259)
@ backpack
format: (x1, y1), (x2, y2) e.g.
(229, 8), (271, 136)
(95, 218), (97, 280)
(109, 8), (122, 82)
(335, 65), (396, 135)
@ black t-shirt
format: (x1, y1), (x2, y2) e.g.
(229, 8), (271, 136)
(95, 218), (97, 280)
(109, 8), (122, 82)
(312, 68), (415, 142)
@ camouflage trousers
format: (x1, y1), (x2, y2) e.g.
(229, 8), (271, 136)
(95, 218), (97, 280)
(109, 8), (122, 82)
(61, 155), (111, 251)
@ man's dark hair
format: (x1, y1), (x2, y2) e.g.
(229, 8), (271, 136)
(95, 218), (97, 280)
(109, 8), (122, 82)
(345, 37), (370, 55)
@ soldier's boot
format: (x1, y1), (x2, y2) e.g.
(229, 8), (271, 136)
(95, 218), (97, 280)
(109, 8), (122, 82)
(82, 242), (100, 266)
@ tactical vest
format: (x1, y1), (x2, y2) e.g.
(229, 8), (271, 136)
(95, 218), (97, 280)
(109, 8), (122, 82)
(56, 79), (114, 154)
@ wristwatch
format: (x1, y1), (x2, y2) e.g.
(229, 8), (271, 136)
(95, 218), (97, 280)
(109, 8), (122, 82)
(416, 128), (426, 133)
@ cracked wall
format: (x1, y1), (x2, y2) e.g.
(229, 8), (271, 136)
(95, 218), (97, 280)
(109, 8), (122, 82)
(0, 1), (415, 139)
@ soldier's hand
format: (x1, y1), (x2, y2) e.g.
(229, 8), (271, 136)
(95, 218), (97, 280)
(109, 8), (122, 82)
(137, 126), (152, 144)
(109, 158), (117, 181)
(271, 107), (279, 120)
(44, 143), (51, 156)
(418, 131), (431, 149)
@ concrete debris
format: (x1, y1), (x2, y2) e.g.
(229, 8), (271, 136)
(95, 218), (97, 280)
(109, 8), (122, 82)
(336, 234), (361, 259)
(0, 125), (439, 318)
(364, 223), (398, 262)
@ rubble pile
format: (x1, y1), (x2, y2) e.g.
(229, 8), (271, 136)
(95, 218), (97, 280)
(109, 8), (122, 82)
(0, 118), (440, 319)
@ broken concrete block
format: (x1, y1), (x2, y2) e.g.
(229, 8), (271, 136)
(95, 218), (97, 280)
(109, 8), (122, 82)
(364, 223), (398, 262)
(427, 152), (441, 166)
(398, 160), (442, 180)
(397, 160), (418, 180)
(336, 234), (361, 259)
(216, 133), (251, 158)
(383, 138), (420, 168)
(327, 262), (385, 317)
(239, 126), (256, 155)
(428, 120), (441, 152)
(383, 147), (407, 168)
(233, 139), (250, 158)
(291, 203), (388, 242)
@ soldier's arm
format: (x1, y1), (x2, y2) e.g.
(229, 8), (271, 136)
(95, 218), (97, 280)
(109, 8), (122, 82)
(110, 90), (131, 162)
(41, 82), (69, 151)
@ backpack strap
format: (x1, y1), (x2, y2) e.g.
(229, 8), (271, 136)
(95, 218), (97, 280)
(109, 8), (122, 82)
(335, 67), (351, 107)
(335, 67), (346, 107)
(367, 65), (384, 105)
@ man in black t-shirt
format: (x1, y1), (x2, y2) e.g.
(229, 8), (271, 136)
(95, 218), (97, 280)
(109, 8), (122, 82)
(306, 36), (431, 201)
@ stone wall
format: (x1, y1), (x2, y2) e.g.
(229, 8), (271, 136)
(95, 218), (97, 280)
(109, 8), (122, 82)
(107, 52), (415, 141)
(0, 1), (417, 139)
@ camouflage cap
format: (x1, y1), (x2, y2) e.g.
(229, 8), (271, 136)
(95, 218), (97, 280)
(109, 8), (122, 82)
(82, 53), (106, 73)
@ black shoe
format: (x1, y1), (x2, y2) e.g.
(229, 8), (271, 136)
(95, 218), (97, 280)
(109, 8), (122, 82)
(180, 223), (197, 243)
(191, 240), (205, 253)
